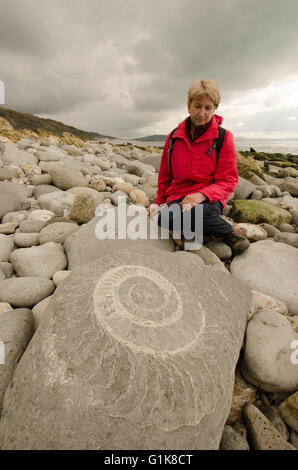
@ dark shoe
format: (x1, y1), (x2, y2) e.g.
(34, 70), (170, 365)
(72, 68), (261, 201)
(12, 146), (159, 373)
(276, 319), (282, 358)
(223, 228), (250, 255)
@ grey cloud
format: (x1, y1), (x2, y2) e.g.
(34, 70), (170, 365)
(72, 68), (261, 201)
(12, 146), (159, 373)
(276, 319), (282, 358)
(226, 107), (298, 134)
(0, 0), (59, 58)
(0, 0), (298, 136)
(128, 0), (298, 109)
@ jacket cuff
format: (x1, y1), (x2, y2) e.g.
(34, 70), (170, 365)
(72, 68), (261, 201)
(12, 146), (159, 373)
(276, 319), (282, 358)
(155, 198), (165, 206)
(198, 189), (212, 203)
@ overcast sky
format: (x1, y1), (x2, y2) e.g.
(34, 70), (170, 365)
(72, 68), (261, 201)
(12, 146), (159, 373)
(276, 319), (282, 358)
(1, 0), (298, 139)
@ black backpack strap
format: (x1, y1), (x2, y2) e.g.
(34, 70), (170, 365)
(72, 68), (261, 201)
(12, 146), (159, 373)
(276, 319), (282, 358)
(207, 126), (226, 162)
(167, 127), (178, 180)
(215, 127), (226, 162)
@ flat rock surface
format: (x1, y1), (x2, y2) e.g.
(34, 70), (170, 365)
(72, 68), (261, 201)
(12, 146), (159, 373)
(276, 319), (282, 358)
(64, 209), (175, 269)
(0, 308), (34, 416)
(0, 248), (251, 450)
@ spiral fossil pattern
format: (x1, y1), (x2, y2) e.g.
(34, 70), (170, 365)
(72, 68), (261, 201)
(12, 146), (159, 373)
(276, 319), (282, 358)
(93, 265), (206, 354)
(88, 251), (237, 430)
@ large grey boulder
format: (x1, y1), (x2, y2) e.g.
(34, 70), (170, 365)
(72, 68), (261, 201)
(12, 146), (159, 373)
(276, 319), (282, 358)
(280, 177), (298, 197)
(67, 187), (105, 207)
(138, 184), (157, 204)
(110, 190), (128, 206)
(140, 154), (162, 172)
(0, 248), (251, 450)
(37, 147), (66, 162)
(33, 184), (63, 199)
(129, 151), (161, 172)
(64, 206), (175, 269)
(19, 219), (46, 233)
(111, 153), (131, 169)
(60, 144), (83, 156)
(241, 310), (298, 393)
(38, 191), (75, 217)
(121, 173), (141, 186)
(274, 232), (298, 248)
(231, 200), (292, 227)
(0, 141), (38, 166)
(0, 277), (55, 307)
(1, 211), (28, 224)
(14, 232), (40, 247)
(31, 174), (53, 186)
(16, 137), (38, 150)
(233, 176), (256, 200)
(91, 157), (112, 171)
(10, 242), (67, 279)
(39, 222), (80, 245)
(230, 240), (298, 315)
(0, 308), (34, 417)
(269, 195), (298, 211)
(0, 182), (31, 219)
(46, 164), (88, 190)
(126, 160), (156, 177)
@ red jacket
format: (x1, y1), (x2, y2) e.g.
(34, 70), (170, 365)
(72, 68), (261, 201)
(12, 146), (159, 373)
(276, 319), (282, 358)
(155, 114), (238, 210)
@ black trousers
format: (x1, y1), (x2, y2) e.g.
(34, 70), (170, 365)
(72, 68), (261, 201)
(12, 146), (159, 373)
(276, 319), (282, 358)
(157, 198), (233, 239)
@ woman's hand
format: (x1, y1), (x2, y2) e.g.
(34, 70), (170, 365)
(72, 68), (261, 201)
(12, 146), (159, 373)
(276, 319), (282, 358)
(179, 192), (207, 212)
(147, 204), (160, 216)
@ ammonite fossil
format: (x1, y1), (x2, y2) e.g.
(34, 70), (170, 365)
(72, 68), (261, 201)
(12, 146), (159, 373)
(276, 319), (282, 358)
(0, 248), (251, 450)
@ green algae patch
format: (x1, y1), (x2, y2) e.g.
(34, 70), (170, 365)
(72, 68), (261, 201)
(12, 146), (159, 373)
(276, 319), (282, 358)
(237, 152), (264, 179)
(231, 200), (292, 227)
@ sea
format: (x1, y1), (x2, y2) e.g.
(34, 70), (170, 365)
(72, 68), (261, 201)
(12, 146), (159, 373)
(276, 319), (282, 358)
(123, 139), (298, 155)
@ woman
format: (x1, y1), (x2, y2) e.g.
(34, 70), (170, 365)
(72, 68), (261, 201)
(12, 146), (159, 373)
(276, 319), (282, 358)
(147, 78), (250, 255)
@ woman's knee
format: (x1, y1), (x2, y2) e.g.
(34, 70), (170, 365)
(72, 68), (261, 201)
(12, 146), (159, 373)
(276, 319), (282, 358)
(158, 202), (182, 231)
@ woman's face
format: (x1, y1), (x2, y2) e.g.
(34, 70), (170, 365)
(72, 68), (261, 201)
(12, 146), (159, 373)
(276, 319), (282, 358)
(188, 95), (216, 126)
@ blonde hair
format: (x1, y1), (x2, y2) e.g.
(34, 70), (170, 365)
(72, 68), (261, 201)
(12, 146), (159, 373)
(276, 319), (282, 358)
(188, 78), (221, 108)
